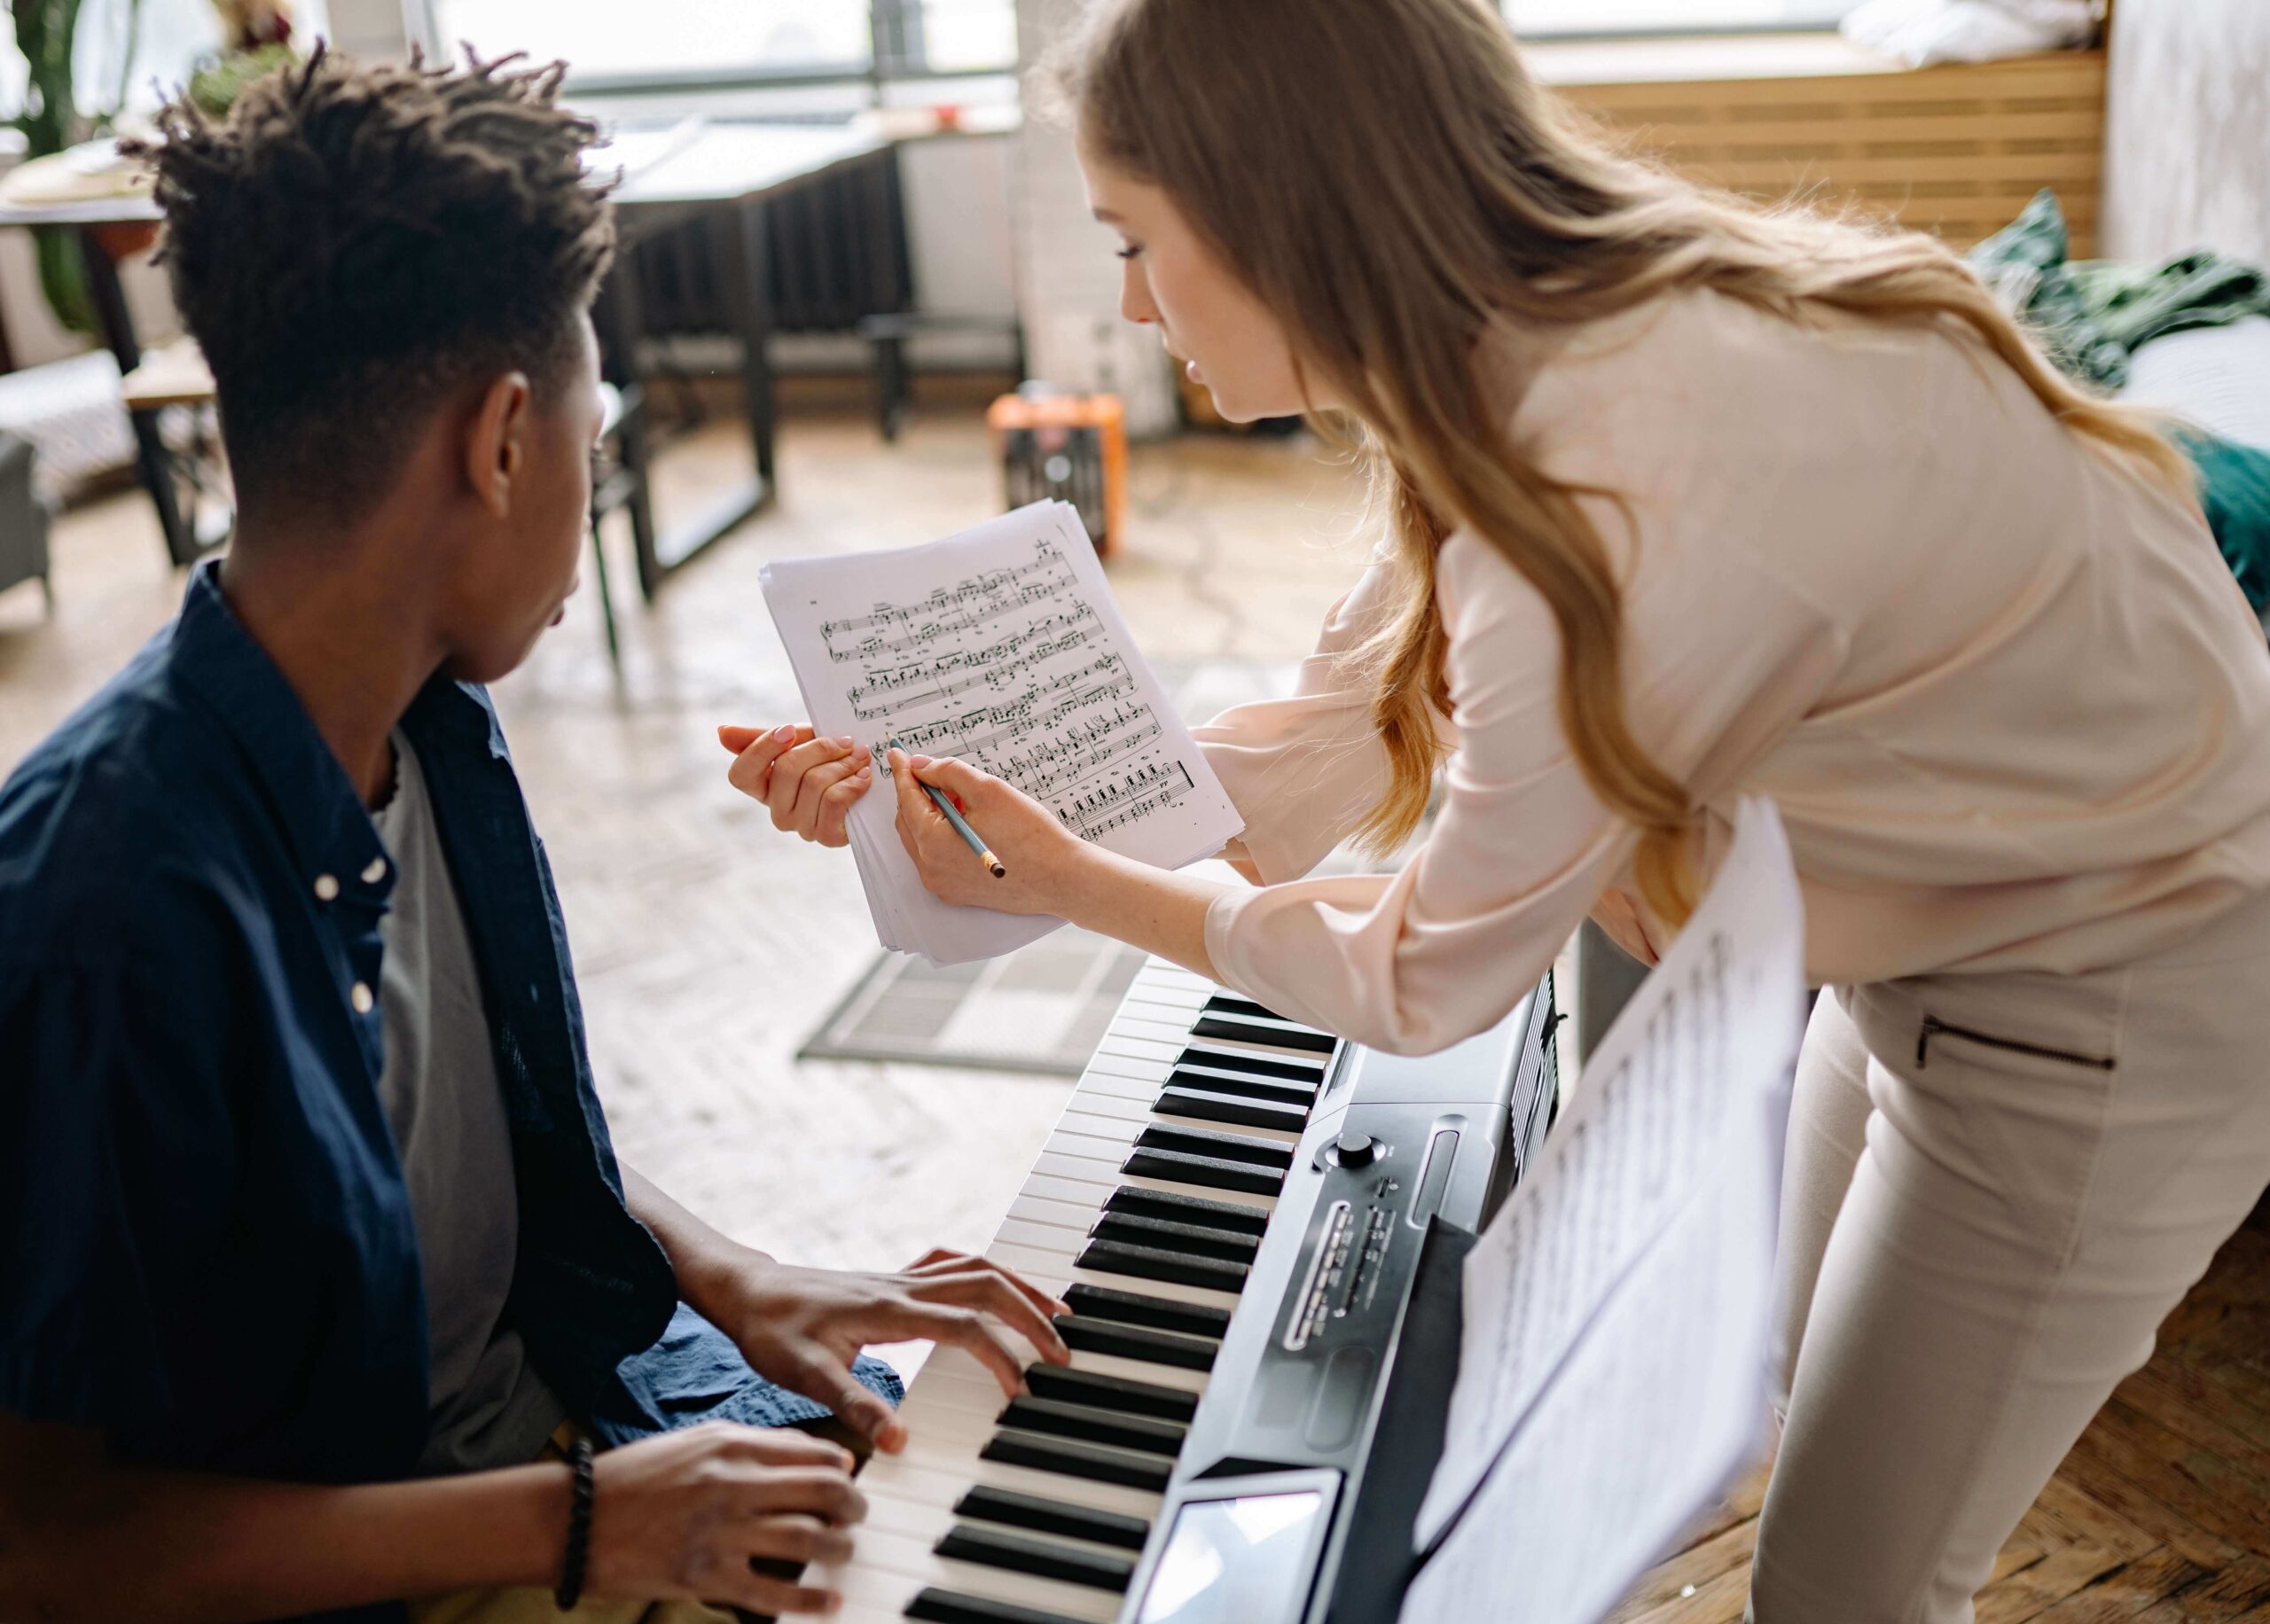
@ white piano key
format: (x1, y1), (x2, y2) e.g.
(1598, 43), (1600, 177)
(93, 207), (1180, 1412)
(798, 1525), (1125, 1624)
(994, 1229), (1246, 1306)
(990, 1240), (1077, 1285)
(1005, 1191), (1099, 1236)
(865, 1432), (1170, 1519)
(1113, 1015), (1211, 1046)
(1083, 1051), (1178, 1084)
(856, 1490), (1145, 1573)
(1020, 1168), (1116, 1210)
(1045, 1126), (1139, 1163)
(996, 1215), (1088, 1256)
(782, 972), (1316, 1624)
(1029, 1149), (1122, 1191)
(1054, 1109), (1143, 1147)
(1067, 1069), (1162, 1103)
(1114, 1165), (1282, 1214)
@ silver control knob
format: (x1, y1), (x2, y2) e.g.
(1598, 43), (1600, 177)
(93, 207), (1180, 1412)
(1331, 1130), (1379, 1168)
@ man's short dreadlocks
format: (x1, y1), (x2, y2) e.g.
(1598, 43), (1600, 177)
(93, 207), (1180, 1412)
(129, 47), (615, 517)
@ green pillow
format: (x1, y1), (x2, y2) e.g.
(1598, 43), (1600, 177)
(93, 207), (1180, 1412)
(1968, 191), (2129, 388)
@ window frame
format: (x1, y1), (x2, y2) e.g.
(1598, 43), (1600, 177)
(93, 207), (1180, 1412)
(415, 0), (1859, 101)
(417, 0), (1011, 101)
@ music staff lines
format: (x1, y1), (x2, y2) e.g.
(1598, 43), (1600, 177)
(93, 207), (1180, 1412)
(1061, 761), (1197, 839)
(820, 543), (1077, 662)
(830, 535), (1207, 846)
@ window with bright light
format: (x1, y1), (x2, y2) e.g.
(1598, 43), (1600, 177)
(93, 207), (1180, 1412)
(1507, 0), (1856, 35)
(0, 0), (322, 125)
(422, 0), (1016, 87)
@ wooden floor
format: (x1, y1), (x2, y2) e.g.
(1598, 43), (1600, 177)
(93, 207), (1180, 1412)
(5, 401), (2269, 1619)
(1617, 1206), (2270, 1623)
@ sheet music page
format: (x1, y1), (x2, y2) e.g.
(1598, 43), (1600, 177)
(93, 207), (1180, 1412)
(1398, 1133), (1781, 1624)
(761, 502), (1244, 964)
(1412, 797), (1806, 1553)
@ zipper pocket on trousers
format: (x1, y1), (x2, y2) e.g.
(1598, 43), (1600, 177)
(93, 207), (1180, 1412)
(1915, 1014), (2115, 1072)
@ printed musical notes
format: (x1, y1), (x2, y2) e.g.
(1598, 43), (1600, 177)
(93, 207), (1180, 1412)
(761, 502), (1245, 964)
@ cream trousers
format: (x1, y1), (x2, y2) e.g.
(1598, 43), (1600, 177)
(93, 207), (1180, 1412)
(1752, 897), (2270, 1622)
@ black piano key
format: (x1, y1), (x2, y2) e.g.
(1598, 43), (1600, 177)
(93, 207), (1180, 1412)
(1090, 1210), (1259, 1263)
(1078, 1238), (1249, 1294)
(1123, 1146), (1285, 1196)
(905, 1587), (1092, 1624)
(1166, 1062), (1319, 1105)
(998, 1395), (1187, 1458)
(954, 1485), (1153, 1552)
(1104, 1187), (1271, 1238)
(1156, 1086), (1311, 1135)
(934, 1523), (1138, 1593)
(1053, 1312), (1218, 1370)
(1136, 1123), (1293, 1170)
(1191, 1013), (1337, 1054)
(1202, 994), (1292, 1024)
(1025, 1355), (1203, 1422)
(982, 1427), (1176, 1491)
(1177, 1043), (1325, 1082)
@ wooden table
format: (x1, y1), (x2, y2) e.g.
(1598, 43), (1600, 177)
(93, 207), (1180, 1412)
(0, 119), (891, 582)
(599, 120), (885, 597)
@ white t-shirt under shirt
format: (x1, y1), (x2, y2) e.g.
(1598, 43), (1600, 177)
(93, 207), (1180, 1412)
(372, 732), (568, 1474)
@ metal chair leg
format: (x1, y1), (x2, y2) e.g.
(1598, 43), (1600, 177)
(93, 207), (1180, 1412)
(589, 516), (622, 670)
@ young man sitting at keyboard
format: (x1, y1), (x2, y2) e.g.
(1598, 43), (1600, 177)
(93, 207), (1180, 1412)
(0, 51), (1068, 1624)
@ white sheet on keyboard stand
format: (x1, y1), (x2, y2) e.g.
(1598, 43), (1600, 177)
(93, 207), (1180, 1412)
(1401, 798), (1802, 1624)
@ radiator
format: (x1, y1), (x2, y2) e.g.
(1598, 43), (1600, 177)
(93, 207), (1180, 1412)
(624, 143), (914, 337)
(1533, 35), (2108, 254)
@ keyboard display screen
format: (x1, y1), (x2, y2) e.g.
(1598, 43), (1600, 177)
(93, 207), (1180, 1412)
(1136, 1489), (1327, 1624)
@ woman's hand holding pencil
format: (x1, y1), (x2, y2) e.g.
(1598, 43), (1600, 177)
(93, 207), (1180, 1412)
(716, 722), (1102, 917)
(889, 738), (1006, 878)
(885, 747), (1095, 917)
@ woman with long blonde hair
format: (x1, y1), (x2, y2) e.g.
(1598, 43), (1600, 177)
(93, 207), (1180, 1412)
(727, 0), (2270, 1614)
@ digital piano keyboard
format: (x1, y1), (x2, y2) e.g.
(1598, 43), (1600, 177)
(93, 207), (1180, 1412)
(788, 956), (1558, 1624)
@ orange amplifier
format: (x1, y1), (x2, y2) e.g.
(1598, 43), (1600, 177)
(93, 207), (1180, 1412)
(986, 388), (1126, 556)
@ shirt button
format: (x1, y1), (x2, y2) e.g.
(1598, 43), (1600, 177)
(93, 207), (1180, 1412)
(350, 981), (374, 1015)
(361, 856), (388, 885)
(313, 873), (340, 902)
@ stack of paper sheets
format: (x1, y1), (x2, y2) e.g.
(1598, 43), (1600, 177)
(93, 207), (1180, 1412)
(760, 502), (1245, 965)
(1403, 799), (1807, 1624)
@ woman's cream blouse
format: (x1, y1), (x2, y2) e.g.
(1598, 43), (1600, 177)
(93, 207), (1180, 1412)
(1195, 288), (2270, 1054)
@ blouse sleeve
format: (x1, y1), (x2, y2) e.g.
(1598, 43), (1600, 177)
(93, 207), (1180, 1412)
(1200, 449), (1847, 1057)
(1196, 545), (1452, 885)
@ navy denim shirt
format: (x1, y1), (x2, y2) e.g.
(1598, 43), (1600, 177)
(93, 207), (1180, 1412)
(0, 566), (896, 1601)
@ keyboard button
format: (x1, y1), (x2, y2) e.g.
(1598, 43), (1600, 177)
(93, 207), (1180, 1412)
(1053, 1313), (1218, 1370)
(981, 1428), (1175, 1492)
(1076, 1238), (1248, 1294)
(1024, 1356), (1203, 1422)
(998, 1395), (1186, 1458)
(933, 1524), (1139, 1593)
